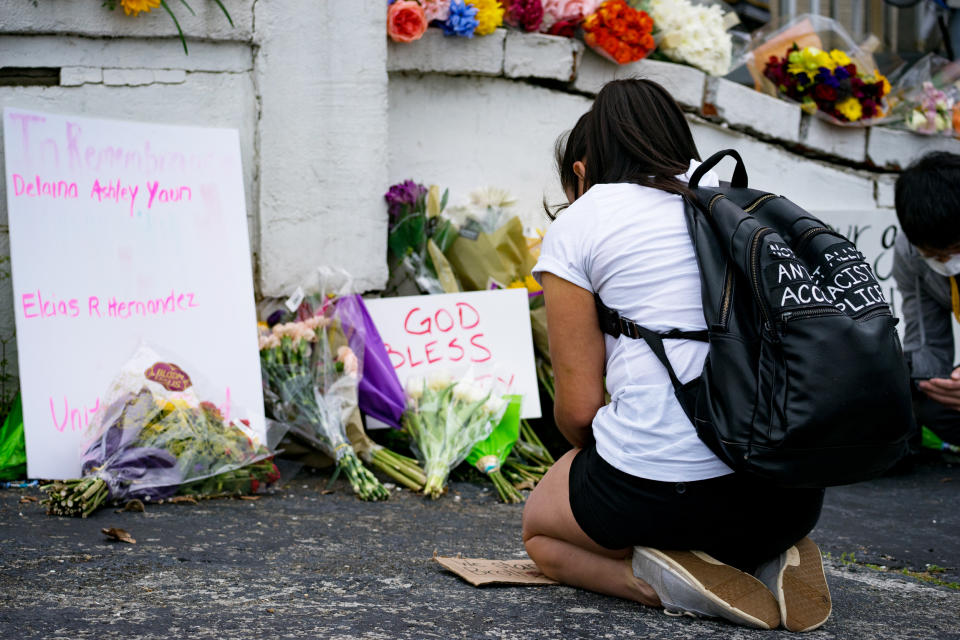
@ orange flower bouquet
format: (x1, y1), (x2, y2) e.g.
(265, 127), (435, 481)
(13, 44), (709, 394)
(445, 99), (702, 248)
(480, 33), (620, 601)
(582, 0), (655, 65)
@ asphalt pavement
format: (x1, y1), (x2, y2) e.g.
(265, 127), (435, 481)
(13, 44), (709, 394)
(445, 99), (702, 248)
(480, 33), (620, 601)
(0, 456), (957, 640)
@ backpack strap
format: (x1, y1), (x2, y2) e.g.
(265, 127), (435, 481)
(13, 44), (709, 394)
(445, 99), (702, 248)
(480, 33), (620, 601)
(594, 293), (708, 391)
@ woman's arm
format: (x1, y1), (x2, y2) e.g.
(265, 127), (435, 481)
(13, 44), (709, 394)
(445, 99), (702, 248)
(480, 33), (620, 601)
(541, 272), (606, 448)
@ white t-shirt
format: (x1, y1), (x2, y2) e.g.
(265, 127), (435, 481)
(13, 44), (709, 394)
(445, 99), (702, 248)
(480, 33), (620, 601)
(532, 161), (733, 482)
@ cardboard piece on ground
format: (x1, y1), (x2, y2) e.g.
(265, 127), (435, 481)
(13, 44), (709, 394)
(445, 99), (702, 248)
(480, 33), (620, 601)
(434, 555), (558, 587)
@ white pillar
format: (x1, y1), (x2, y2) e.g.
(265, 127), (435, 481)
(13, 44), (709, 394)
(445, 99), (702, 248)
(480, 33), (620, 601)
(254, 0), (389, 295)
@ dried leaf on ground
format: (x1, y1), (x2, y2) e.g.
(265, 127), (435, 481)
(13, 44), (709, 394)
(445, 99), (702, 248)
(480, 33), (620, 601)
(19, 496), (38, 503)
(239, 496), (260, 501)
(121, 499), (145, 512)
(169, 496), (198, 504)
(101, 528), (136, 544)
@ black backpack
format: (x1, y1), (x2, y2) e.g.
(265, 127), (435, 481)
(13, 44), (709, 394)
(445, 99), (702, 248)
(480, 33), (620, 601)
(595, 149), (914, 487)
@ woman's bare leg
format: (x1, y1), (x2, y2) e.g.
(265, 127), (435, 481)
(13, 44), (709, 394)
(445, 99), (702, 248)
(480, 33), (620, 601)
(522, 449), (661, 606)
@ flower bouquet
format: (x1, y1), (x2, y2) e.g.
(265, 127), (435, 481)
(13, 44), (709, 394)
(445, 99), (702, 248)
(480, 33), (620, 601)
(387, 0), (505, 41)
(384, 179), (460, 294)
(403, 373), (509, 498)
(646, 0), (738, 76)
(466, 395), (524, 502)
(885, 55), (960, 137)
(259, 313), (390, 501)
(581, 0), (655, 65)
(746, 14), (890, 126)
(42, 347), (279, 518)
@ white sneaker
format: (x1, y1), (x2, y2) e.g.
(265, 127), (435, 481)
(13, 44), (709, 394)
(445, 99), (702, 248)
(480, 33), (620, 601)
(754, 537), (832, 632)
(632, 547), (781, 630)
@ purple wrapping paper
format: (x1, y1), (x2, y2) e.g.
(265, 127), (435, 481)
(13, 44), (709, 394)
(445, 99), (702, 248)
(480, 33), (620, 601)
(335, 295), (406, 428)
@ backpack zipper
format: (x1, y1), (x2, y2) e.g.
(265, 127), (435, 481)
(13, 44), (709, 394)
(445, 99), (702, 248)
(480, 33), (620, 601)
(707, 193), (725, 214)
(743, 193), (777, 213)
(792, 225), (832, 255)
(750, 227), (775, 334)
(719, 265), (734, 329)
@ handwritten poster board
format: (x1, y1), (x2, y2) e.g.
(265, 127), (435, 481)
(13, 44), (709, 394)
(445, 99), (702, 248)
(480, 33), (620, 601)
(364, 289), (542, 419)
(3, 108), (265, 479)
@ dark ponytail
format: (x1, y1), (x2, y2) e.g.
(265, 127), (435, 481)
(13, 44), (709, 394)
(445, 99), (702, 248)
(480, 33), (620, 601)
(583, 78), (700, 197)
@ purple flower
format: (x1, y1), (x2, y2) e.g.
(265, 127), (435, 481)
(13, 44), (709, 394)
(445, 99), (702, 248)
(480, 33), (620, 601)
(815, 67), (840, 89)
(384, 179), (427, 219)
(834, 65), (851, 81)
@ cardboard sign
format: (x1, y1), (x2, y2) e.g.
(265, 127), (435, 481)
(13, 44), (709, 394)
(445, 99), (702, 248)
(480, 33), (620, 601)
(364, 289), (541, 419)
(3, 108), (265, 479)
(434, 555), (558, 587)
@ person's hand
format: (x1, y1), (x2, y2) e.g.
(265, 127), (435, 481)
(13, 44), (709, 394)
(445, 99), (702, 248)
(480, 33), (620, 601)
(917, 367), (960, 411)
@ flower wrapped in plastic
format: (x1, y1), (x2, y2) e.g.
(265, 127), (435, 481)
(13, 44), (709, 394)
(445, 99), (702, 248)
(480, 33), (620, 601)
(581, 0), (655, 65)
(466, 395), (524, 502)
(744, 14), (891, 126)
(403, 372), (509, 498)
(885, 54), (960, 137)
(647, 0), (740, 76)
(42, 346), (280, 517)
(384, 179), (460, 294)
(259, 309), (390, 501)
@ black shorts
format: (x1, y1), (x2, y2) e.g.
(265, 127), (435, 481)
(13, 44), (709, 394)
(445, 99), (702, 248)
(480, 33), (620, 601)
(569, 443), (825, 571)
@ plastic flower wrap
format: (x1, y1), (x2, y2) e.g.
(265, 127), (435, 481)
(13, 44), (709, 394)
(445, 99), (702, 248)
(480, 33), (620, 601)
(403, 372), (509, 498)
(904, 82), (955, 135)
(745, 14), (890, 126)
(388, 1), (430, 43)
(42, 346), (280, 517)
(885, 54), (960, 138)
(582, 0), (655, 65)
(647, 0), (737, 76)
(259, 296), (390, 501)
(466, 395), (524, 502)
(384, 179), (460, 294)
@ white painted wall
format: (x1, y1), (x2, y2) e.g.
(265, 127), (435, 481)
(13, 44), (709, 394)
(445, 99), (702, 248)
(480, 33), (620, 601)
(388, 74), (592, 231)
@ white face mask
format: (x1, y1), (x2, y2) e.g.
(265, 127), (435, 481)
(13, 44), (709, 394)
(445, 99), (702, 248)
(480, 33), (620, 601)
(923, 254), (960, 277)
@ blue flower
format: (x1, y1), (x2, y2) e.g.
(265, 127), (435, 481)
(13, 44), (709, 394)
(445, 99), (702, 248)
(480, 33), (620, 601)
(833, 65), (851, 81)
(443, 0), (479, 37)
(814, 67), (840, 89)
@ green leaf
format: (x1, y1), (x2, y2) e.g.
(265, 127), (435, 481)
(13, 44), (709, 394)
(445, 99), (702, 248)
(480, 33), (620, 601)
(160, 0), (189, 55)
(211, 0), (234, 26)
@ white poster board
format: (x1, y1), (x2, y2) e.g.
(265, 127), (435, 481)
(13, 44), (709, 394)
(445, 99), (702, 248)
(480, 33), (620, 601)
(3, 108), (265, 479)
(364, 289), (542, 419)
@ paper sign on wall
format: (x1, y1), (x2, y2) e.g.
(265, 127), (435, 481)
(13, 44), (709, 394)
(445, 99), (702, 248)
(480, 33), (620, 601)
(3, 108), (265, 479)
(364, 289), (542, 419)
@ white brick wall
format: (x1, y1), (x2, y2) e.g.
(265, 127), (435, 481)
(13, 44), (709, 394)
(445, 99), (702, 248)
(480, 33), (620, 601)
(573, 52), (706, 109)
(503, 32), (583, 82)
(867, 126), (960, 170)
(799, 114), (867, 164)
(704, 77), (800, 143)
(388, 28), (506, 76)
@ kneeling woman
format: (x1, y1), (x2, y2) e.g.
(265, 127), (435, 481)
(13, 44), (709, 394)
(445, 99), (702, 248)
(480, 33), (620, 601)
(522, 78), (830, 632)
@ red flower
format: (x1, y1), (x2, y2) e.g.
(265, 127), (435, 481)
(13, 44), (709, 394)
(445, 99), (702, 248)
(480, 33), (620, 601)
(813, 84), (838, 102)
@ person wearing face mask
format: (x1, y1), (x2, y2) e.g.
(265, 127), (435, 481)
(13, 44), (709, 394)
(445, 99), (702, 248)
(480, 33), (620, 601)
(892, 151), (960, 453)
